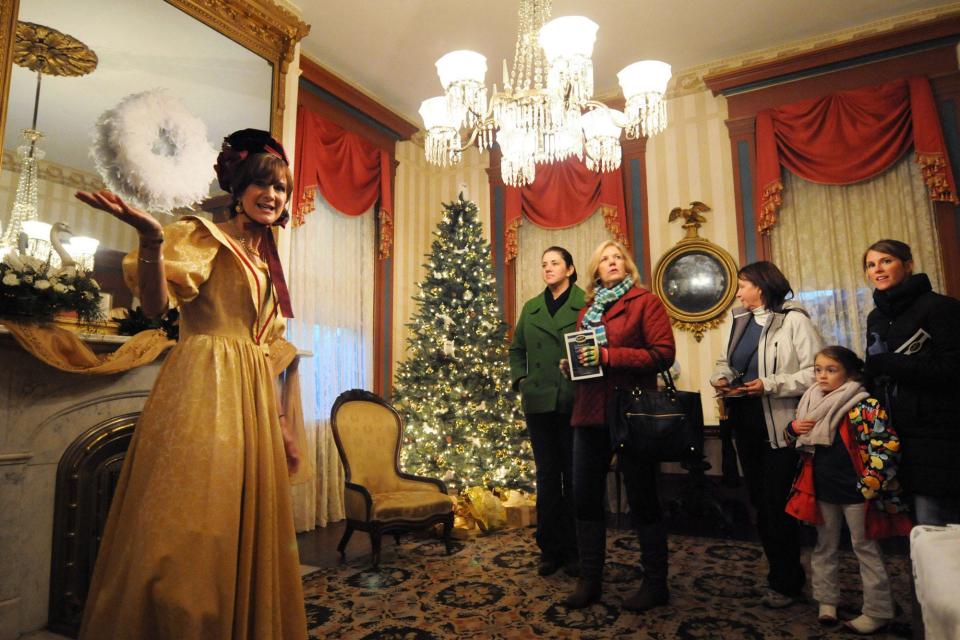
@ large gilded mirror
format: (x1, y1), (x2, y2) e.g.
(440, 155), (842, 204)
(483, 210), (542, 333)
(0, 0), (307, 307)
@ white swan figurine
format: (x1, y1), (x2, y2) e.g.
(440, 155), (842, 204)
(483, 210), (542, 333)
(50, 222), (76, 268)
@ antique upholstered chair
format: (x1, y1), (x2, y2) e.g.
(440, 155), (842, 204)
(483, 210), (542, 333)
(330, 389), (455, 567)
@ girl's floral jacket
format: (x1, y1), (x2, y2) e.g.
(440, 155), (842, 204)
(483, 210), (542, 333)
(784, 398), (912, 539)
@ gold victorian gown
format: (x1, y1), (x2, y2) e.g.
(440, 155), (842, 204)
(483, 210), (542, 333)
(79, 216), (308, 640)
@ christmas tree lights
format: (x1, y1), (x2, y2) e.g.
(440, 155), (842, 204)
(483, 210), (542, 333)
(393, 196), (533, 490)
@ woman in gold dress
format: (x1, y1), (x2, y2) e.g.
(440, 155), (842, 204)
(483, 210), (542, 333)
(74, 130), (308, 640)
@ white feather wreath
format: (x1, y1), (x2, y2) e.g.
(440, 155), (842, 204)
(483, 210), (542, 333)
(91, 89), (216, 213)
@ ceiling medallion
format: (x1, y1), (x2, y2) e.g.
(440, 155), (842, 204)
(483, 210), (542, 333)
(14, 21), (98, 77)
(419, 0), (671, 187)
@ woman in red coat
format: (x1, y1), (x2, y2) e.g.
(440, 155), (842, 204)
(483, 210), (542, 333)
(560, 240), (676, 612)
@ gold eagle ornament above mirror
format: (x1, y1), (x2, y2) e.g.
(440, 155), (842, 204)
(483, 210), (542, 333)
(14, 21), (98, 77)
(652, 202), (738, 342)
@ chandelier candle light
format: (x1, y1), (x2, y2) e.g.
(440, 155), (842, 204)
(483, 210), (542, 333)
(419, 0), (671, 187)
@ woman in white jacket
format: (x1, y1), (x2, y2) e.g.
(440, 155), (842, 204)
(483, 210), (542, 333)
(711, 261), (823, 609)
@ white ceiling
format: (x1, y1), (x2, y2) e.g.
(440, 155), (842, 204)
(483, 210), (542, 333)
(295, 0), (958, 128)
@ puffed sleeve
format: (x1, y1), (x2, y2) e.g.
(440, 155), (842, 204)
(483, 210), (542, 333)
(122, 218), (219, 307)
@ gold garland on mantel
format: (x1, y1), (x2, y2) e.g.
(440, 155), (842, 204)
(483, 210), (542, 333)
(2, 319), (173, 375)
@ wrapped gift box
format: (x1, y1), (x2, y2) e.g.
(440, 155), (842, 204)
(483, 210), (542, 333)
(504, 504), (536, 528)
(451, 513), (482, 539)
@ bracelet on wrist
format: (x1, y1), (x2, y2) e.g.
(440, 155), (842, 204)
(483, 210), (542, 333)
(139, 233), (164, 249)
(138, 255), (161, 264)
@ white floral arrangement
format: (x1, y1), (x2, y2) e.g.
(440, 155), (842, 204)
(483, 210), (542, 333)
(0, 251), (103, 322)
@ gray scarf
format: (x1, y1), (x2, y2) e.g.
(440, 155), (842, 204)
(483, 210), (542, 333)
(795, 380), (869, 449)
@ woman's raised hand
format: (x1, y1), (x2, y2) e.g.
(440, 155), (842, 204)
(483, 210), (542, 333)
(75, 190), (163, 239)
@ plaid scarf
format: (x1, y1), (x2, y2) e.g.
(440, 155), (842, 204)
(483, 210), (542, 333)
(582, 275), (633, 345)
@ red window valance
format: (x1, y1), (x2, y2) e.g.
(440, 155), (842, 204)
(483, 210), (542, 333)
(294, 106), (394, 257)
(503, 156), (627, 263)
(756, 76), (958, 234)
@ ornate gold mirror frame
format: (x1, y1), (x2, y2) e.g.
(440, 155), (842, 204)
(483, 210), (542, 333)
(0, 0), (309, 171)
(652, 202), (739, 342)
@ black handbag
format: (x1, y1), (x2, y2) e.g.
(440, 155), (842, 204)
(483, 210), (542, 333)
(608, 354), (704, 463)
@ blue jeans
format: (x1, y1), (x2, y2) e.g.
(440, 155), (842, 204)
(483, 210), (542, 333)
(913, 494), (960, 526)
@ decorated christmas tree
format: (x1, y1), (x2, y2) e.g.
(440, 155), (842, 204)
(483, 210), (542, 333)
(393, 195), (533, 490)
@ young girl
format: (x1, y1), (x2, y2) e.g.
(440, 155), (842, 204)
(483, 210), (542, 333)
(784, 346), (911, 635)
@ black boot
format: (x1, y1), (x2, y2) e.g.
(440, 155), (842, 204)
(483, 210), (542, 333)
(562, 520), (605, 609)
(623, 521), (669, 612)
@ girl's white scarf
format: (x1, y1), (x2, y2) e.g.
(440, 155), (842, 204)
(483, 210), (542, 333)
(795, 380), (869, 449)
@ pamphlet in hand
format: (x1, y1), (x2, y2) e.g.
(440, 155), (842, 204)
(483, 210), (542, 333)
(894, 328), (931, 355)
(564, 328), (604, 381)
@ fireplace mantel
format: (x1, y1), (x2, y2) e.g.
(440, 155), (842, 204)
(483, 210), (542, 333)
(0, 331), (166, 640)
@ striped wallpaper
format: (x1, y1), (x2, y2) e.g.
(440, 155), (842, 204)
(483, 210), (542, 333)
(0, 154), (139, 253)
(644, 88), (739, 428)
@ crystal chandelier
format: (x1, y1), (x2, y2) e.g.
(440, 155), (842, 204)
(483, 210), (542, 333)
(1, 22), (97, 255)
(419, 0), (671, 187)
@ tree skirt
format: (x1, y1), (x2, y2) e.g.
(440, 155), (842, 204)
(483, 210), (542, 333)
(301, 527), (913, 639)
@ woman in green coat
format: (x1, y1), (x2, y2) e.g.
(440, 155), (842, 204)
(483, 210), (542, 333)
(509, 246), (585, 577)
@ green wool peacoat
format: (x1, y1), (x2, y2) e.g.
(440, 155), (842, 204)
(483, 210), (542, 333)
(509, 285), (585, 415)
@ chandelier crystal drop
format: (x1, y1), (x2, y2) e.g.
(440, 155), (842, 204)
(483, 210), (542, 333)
(420, 0), (671, 187)
(1, 129), (44, 248)
(581, 108), (624, 173)
(618, 60), (672, 138)
(419, 96), (462, 167)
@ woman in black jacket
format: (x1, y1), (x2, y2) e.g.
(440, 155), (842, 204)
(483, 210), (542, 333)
(863, 239), (960, 525)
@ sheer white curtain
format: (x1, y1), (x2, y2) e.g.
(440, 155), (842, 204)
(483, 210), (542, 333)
(771, 155), (944, 355)
(287, 193), (375, 531)
(514, 210), (609, 321)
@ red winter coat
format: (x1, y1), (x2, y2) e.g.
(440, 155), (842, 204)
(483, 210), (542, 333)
(570, 286), (676, 428)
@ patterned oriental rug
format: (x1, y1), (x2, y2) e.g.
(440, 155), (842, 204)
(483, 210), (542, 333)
(301, 527), (913, 639)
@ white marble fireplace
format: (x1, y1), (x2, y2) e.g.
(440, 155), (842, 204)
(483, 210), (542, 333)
(0, 329), (165, 640)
